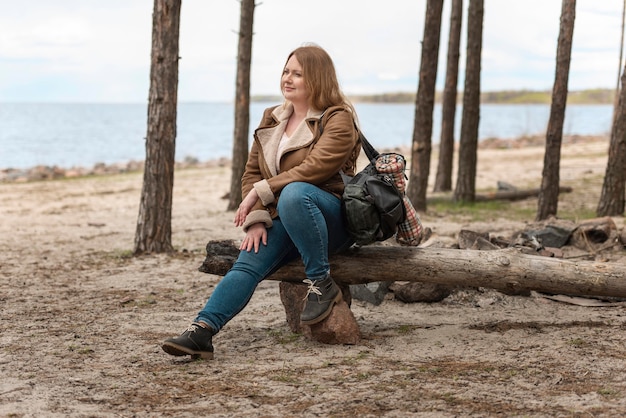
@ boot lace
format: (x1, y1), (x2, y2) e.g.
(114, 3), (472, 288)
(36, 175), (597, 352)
(186, 323), (202, 333)
(303, 279), (322, 300)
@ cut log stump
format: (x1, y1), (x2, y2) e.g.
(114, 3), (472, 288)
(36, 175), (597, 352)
(278, 281), (359, 345)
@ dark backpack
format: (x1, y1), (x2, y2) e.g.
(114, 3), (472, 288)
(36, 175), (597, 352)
(318, 111), (406, 246)
(341, 148), (406, 245)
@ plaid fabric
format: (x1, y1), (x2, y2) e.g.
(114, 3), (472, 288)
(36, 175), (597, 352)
(375, 153), (407, 192)
(396, 196), (423, 246)
(375, 153), (423, 247)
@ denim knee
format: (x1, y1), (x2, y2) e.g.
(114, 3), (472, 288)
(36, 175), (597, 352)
(277, 182), (307, 213)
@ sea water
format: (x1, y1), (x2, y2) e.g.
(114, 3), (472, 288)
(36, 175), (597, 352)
(0, 102), (613, 170)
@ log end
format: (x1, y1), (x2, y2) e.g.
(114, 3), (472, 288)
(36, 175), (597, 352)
(198, 240), (239, 275)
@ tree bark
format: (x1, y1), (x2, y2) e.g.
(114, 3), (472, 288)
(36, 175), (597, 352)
(407, 0), (444, 211)
(434, 0), (463, 193)
(597, 60), (626, 216)
(227, 0), (255, 211)
(200, 240), (626, 299)
(612, 0), (626, 127)
(453, 0), (483, 203)
(536, 0), (576, 220)
(134, 0), (181, 254)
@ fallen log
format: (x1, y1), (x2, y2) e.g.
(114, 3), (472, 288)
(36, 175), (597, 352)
(200, 240), (626, 299)
(474, 186), (573, 202)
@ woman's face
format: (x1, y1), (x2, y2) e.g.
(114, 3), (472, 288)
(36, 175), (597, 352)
(282, 55), (309, 105)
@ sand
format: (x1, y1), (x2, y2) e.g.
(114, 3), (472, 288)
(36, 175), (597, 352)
(2, 137), (626, 417)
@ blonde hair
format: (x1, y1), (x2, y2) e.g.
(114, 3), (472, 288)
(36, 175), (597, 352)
(281, 44), (356, 117)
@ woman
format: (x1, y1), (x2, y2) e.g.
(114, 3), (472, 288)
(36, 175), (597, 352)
(162, 44), (361, 360)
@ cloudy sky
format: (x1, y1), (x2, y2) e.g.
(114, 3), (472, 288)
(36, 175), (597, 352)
(0, 0), (623, 103)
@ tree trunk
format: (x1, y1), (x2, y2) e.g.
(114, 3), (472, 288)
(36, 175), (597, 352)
(434, 0), (463, 193)
(597, 65), (626, 216)
(597, 0), (626, 217)
(453, 0), (483, 203)
(200, 240), (626, 299)
(612, 0), (626, 127)
(134, 0), (181, 254)
(536, 0), (575, 220)
(227, 0), (255, 211)
(407, 0), (444, 211)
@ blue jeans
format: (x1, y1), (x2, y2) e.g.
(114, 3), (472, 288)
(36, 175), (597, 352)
(195, 182), (354, 332)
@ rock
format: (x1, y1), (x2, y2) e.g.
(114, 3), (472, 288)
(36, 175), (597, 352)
(303, 301), (361, 345)
(522, 224), (574, 248)
(279, 281), (355, 344)
(390, 282), (452, 303)
(350, 281), (391, 305)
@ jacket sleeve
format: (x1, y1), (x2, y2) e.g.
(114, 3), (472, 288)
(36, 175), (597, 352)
(240, 109), (275, 231)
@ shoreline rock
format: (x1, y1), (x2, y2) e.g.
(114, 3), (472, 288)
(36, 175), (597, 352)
(0, 156), (231, 183)
(0, 134), (608, 184)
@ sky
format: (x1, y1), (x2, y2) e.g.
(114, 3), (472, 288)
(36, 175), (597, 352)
(0, 0), (623, 103)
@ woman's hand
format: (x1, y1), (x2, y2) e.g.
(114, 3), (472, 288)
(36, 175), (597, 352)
(234, 188), (266, 252)
(239, 222), (267, 253)
(234, 188), (259, 227)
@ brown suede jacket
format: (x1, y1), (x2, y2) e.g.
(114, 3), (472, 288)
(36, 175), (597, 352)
(240, 103), (361, 231)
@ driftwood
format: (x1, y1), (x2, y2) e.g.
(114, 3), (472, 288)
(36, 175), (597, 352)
(200, 240), (626, 299)
(475, 186), (573, 202)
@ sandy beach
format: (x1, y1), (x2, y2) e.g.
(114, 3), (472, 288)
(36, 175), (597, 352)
(2, 136), (626, 417)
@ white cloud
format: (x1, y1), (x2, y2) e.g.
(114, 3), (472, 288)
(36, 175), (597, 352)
(0, 0), (623, 102)
(378, 73), (402, 81)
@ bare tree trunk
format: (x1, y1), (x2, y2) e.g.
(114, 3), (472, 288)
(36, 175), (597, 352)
(134, 0), (181, 254)
(613, 0), (626, 126)
(227, 0), (255, 211)
(536, 0), (575, 221)
(597, 0), (626, 216)
(407, 0), (444, 211)
(453, 0), (483, 203)
(434, 0), (463, 193)
(597, 65), (626, 216)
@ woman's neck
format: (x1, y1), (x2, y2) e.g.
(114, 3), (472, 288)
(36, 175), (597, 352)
(290, 101), (309, 118)
(285, 102), (309, 137)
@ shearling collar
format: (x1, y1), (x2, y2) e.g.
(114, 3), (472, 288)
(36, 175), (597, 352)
(256, 103), (324, 176)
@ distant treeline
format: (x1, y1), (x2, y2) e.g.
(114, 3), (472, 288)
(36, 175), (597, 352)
(253, 89), (615, 105)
